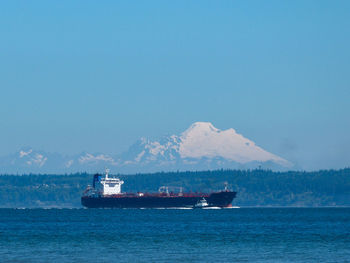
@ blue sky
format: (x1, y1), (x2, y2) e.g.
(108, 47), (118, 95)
(1, 1), (349, 170)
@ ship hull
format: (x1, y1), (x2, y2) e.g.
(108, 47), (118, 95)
(81, 191), (236, 208)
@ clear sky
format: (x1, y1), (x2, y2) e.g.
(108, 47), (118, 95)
(1, 1), (349, 170)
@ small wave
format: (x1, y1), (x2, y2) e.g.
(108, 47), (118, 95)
(168, 207), (193, 210)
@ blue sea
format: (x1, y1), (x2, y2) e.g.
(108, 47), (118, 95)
(0, 208), (349, 262)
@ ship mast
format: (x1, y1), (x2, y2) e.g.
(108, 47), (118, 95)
(105, 168), (110, 179)
(224, 182), (228, 191)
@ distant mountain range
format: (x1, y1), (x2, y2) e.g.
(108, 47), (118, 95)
(0, 122), (292, 174)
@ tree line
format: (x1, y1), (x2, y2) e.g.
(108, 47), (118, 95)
(0, 168), (349, 207)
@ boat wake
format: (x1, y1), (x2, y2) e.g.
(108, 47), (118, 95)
(139, 207), (193, 210)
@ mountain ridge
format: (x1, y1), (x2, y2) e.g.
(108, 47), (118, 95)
(0, 122), (292, 173)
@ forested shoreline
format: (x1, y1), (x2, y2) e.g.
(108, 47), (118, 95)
(0, 168), (349, 208)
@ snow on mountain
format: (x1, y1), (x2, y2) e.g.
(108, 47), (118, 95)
(0, 148), (118, 174)
(0, 122), (292, 173)
(19, 149), (47, 167)
(119, 122), (292, 171)
(0, 148), (55, 173)
(16, 148), (47, 167)
(178, 122), (289, 166)
(19, 149), (33, 158)
(78, 153), (118, 166)
(119, 136), (180, 165)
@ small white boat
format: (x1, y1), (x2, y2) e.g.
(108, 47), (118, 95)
(194, 198), (209, 208)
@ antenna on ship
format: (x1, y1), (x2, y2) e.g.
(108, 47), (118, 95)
(224, 182), (228, 191)
(105, 168), (110, 179)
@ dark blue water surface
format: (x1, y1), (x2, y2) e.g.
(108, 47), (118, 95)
(0, 208), (349, 262)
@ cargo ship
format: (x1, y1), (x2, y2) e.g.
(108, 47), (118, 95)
(81, 170), (237, 209)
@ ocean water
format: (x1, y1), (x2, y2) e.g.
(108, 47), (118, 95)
(0, 208), (349, 263)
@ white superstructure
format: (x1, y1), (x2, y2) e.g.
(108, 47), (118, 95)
(194, 198), (208, 208)
(94, 169), (124, 195)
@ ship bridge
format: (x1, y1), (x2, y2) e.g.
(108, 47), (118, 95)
(94, 169), (124, 196)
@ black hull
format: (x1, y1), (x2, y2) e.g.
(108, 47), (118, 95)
(81, 191), (236, 208)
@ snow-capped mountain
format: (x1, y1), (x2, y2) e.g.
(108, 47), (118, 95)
(0, 148), (118, 174)
(117, 122), (291, 172)
(0, 122), (292, 173)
